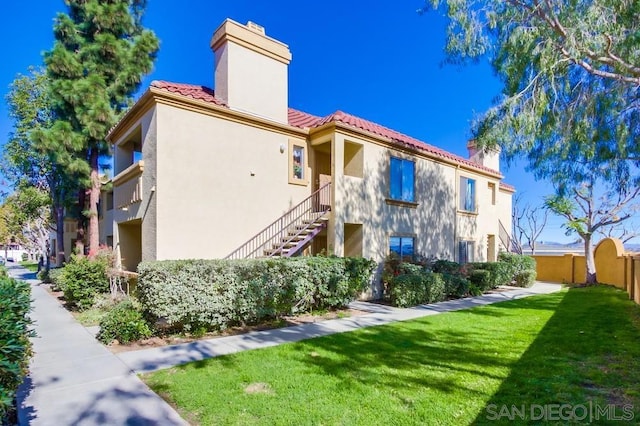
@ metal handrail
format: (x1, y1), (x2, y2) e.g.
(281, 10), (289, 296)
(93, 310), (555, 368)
(225, 183), (331, 259)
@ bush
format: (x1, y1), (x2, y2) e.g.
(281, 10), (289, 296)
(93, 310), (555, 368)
(442, 273), (470, 298)
(467, 269), (493, 292)
(498, 252), (536, 274)
(482, 261), (512, 287)
(388, 272), (446, 307)
(137, 257), (376, 332)
(57, 256), (109, 310)
(47, 268), (64, 290)
(432, 259), (463, 275)
(0, 278), (32, 420)
(514, 270), (537, 287)
(97, 299), (152, 344)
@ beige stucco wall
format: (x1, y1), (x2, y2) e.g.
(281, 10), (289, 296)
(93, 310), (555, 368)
(330, 131), (457, 263)
(456, 172), (507, 262)
(153, 103), (311, 260)
(214, 42), (289, 123)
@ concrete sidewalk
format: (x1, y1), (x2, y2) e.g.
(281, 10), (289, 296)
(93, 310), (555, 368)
(116, 282), (562, 374)
(9, 264), (186, 426)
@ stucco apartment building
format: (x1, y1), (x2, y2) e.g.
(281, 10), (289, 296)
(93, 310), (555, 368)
(106, 18), (514, 294)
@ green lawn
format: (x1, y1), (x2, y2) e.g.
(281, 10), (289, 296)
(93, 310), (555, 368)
(19, 261), (39, 272)
(144, 286), (640, 425)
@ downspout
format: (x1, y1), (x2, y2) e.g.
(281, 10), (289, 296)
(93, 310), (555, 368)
(454, 164), (460, 262)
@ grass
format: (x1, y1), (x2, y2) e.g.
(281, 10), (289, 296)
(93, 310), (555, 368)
(19, 261), (39, 272)
(71, 294), (117, 327)
(144, 286), (640, 425)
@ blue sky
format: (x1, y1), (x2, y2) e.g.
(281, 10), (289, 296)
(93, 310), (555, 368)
(0, 0), (607, 244)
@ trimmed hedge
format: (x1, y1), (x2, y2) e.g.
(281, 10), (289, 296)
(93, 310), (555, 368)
(442, 273), (470, 298)
(498, 252), (537, 287)
(137, 257), (375, 332)
(0, 277), (32, 420)
(388, 272), (446, 308)
(385, 252), (538, 306)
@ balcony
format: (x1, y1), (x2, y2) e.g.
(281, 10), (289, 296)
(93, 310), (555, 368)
(113, 161), (144, 210)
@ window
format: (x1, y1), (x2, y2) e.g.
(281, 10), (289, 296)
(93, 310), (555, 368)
(288, 139), (308, 185)
(459, 240), (475, 264)
(390, 157), (415, 202)
(390, 236), (414, 259)
(292, 146), (304, 179)
(460, 176), (476, 212)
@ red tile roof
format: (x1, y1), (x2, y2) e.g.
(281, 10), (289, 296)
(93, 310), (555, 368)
(499, 182), (516, 192)
(287, 108), (322, 128)
(150, 80), (504, 177)
(151, 81), (226, 106)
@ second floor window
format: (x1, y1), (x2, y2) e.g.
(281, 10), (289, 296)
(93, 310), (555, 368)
(460, 176), (476, 212)
(390, 157), (415, 202)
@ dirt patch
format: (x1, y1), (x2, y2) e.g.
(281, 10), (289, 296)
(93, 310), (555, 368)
(244, 382), (273, 395)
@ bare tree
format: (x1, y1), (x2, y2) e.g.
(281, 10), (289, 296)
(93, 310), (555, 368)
(512, 193), (549, 254)
(597, 222), (640, 245)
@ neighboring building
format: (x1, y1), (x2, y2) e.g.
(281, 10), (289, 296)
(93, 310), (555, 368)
(106, 19), (514, 295)
(49, 186), (114, 265)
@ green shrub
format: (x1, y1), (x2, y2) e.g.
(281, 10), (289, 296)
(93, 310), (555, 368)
(388, 272), (446, 307)
(48, 268), (64, 290)
(381, 252), (433, 285)
(432, 259), (462, 275)
(0, 278), (32, 419)
(97, 299), (152, 344)
(514, 270), (537, 287)
(137, 257), (375, 332)
(468, 284), (483, 296)
(442, 273), (470, 298)
(57, 256), (109, 310)
(467, 269), (493, 292)
(498, 252), (536, 275)
(482, 261), (512, 287)
(0, 266), (8, 279)
(388, 274), (425, 308)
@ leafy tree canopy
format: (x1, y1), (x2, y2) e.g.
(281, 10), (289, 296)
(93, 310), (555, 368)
(421, 0), (640, 188)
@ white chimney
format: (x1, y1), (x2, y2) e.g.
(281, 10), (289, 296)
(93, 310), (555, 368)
(467, 139), (501, 171)
(210, 19), (292, 123)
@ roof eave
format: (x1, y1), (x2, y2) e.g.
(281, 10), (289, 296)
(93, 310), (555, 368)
(310, 120), (503, 180)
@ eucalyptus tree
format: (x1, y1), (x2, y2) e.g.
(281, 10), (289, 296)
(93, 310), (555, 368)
(43, 0), (159, 255)
(421, 0), (640, 282)
(420, 0), (639, 169)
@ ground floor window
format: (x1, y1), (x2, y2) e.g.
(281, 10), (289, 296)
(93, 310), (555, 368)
(459, 240), (475, 264)
(390, 236), (414, 259)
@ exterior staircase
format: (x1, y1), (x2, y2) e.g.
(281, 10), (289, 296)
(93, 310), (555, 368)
(225, 183), (331, 259)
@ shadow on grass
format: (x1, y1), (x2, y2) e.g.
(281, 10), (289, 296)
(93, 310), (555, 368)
(285, 294), (568, 401)
(473, 285), (640, 425)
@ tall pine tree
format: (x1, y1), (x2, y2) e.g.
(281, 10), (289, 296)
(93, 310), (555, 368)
(44, 0), (159, 255)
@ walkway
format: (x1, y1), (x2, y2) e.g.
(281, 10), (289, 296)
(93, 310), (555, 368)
(10, 262), (562, 425)
(9, 265), (186, 426)
(117, 282), (562, 374)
